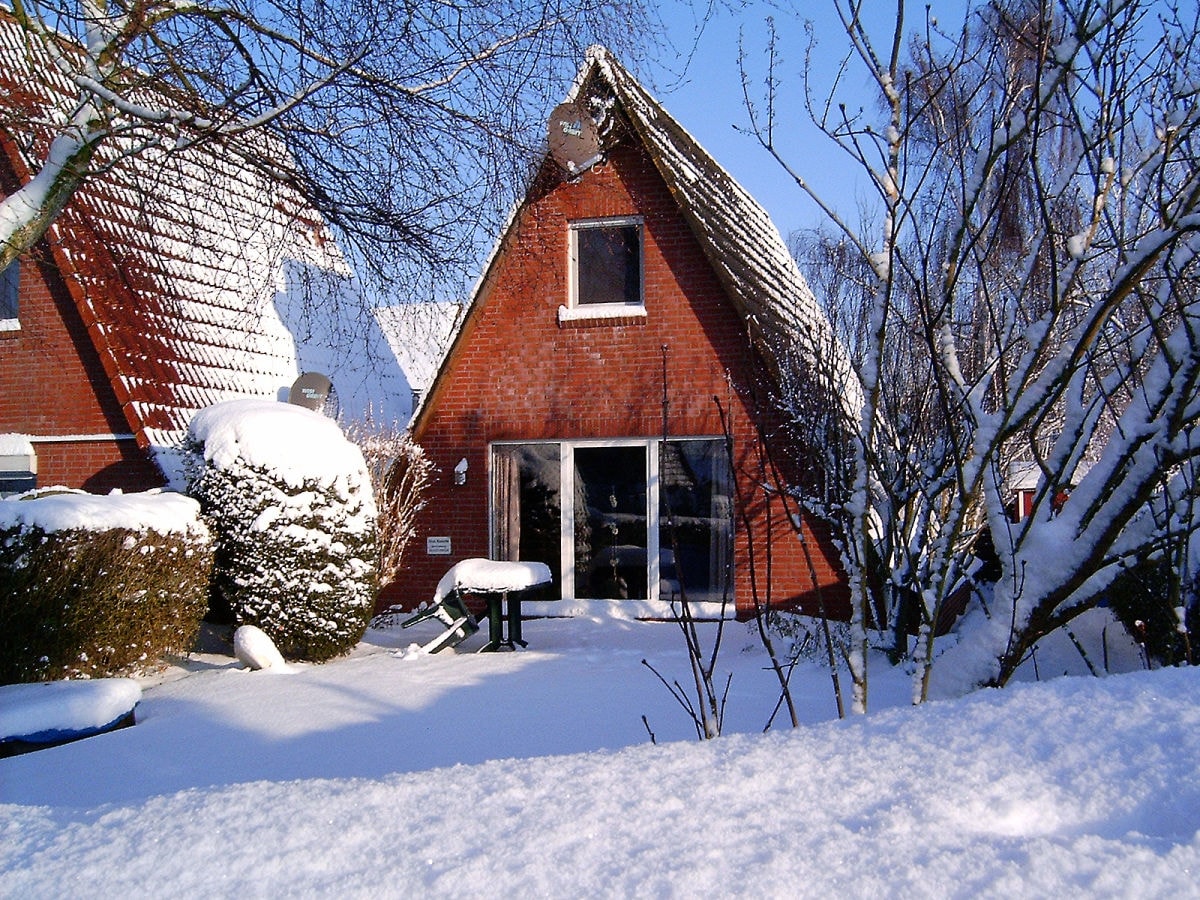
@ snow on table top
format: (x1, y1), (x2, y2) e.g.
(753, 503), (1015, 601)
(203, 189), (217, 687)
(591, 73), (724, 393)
(0, 679), (141, 743)
(435, 558), (553, 601)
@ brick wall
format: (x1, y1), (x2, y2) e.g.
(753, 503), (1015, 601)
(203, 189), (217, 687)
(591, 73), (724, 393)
(400, 141), (847, 618)
(0, 247), (163, 492)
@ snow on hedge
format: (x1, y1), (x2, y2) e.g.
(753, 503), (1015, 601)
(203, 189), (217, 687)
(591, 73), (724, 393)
(0, 489), (214, 682)
(188, 398), (372, 492)
(0, 489), (206, 537)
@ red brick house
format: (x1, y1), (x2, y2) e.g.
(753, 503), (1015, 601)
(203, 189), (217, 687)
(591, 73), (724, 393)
(0, 15), (406, 493)
(405, 47), (850, 619)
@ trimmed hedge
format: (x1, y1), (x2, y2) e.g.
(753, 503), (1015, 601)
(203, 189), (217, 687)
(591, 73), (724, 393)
(0, 494), (213, 683)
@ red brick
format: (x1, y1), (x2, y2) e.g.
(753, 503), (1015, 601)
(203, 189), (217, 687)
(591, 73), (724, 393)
(0, 247), (164, 491)
(402, 144), (847, 618)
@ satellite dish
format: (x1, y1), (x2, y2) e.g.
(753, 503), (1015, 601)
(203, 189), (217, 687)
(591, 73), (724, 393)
(288, 372), (337, 416)
(548, 100), (603, 175)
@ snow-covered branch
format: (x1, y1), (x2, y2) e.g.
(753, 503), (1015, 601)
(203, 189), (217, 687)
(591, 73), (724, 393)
(0, 0), (647, 288)
(756, 0), (1200, 702)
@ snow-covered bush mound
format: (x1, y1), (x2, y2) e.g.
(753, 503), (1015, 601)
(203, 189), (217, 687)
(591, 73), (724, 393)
(185, 399), (379, 662)
(0, 489), (213, 683)
(233, 625), (290, 672)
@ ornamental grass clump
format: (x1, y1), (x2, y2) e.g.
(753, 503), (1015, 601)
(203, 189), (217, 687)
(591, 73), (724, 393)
(185, 399), (379, 662)
(0, 489), (213, 683)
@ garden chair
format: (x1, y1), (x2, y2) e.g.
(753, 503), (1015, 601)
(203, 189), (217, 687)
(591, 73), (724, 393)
(400, 591), (479, 653)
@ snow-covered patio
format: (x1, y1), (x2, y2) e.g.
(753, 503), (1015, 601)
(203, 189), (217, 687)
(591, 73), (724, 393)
(2, 609), (1198, 897)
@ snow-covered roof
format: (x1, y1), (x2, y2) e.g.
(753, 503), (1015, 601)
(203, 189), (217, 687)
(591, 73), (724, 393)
(374, 301), (463, 394)
(0, 15), (399, 470)
(413, 46), (856, 430)
(581, 47), (849, 394)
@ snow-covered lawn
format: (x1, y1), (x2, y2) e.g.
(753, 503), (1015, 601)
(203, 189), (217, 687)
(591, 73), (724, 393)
(2, 608), (1197, 897)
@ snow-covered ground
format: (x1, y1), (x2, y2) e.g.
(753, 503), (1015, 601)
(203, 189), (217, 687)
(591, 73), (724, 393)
(2, 607), (1197, 897)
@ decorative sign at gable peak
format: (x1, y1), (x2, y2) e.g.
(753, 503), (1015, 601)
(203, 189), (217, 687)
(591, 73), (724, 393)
(548, 100), (603, 176)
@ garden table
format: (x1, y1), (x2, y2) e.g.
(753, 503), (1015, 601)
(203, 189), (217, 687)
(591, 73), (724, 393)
(432, 558), (554, 652)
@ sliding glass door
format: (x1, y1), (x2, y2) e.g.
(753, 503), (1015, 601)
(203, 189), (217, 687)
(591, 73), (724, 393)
(492, 438), (731, 603)
(658, 439), (733, 604)
(492, 443), (562, 591)
(573, 445), (648, 599)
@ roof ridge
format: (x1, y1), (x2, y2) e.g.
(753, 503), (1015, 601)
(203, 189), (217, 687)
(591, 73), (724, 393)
(583, 48), (861, 418)
(414, 47), (863, 438)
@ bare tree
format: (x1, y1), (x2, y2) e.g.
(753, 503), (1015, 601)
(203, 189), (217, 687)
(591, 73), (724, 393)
(747, 0), (1200, 706)
(0, 0), (650, 295)
(344, 415), (433, 590)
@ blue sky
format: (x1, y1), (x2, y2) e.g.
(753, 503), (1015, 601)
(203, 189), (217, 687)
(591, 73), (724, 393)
(637, 1), (926, 240)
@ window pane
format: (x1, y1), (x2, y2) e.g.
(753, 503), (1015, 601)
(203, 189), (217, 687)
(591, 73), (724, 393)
(0, 260), (17, 320)
(574, 445), (648, 599)
(492, 444), (561, 593)
(659, 440), (733, 604)
(576, 225), (640, 306)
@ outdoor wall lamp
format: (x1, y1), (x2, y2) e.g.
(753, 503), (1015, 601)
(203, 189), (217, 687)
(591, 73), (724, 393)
(454, 457), (468, 486)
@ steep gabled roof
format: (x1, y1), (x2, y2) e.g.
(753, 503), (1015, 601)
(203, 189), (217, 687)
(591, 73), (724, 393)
(0, 15), (349, 471)
(580, 47), (844, 389)
(413, 46), (854, 435)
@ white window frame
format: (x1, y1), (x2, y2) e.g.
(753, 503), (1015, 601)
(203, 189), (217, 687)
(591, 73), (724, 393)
(560, 439), (659, 601)
(559, 216), (647, 324)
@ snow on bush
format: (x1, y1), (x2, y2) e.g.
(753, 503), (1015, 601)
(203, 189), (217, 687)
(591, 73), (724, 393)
(184, 399), (379, 662)
(342, 417), (433, 589)
(0, 489), (213, 683)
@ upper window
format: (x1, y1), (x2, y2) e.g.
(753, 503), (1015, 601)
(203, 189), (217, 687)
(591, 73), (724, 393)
(1, 260), (17, 330)
(570, 218), (643, 308)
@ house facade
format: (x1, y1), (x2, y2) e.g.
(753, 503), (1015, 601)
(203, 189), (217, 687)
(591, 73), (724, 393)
(405, 48), (849, 619)
(0, 223), (168, 492)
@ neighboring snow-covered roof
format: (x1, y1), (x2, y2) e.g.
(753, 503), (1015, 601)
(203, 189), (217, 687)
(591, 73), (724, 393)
(0, 16), (406, 471)
(374, 301), (463, 395)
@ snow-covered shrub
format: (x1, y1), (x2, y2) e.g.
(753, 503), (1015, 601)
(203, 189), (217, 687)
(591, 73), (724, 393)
(0, 489), (213, 683)
(185, 399), (379, 662)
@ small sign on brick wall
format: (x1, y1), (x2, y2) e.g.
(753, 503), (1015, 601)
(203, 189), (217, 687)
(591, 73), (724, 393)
(426, 536), (452, 556)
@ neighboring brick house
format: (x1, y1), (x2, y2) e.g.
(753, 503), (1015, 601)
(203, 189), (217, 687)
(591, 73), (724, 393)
(405, 47), (850, 619)
(0, 15), (406, 493)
